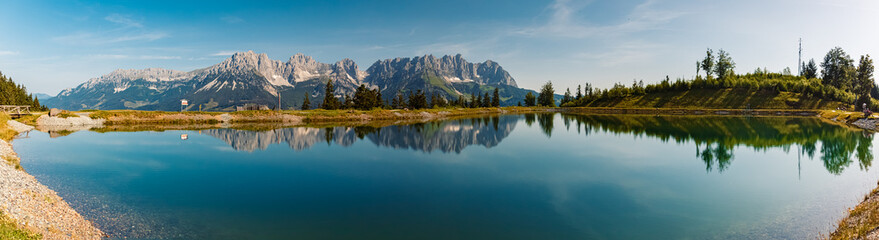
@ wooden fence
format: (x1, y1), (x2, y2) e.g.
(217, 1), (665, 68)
(0, 105), (31, 118)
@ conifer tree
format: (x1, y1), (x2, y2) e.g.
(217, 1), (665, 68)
(321, 79), (339, 110)
(492, 88), (500, 107)
(301, 93), (311, 110)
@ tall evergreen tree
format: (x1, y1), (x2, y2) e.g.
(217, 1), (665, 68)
(0, 71), (47, 111)
(408, 90), (427, 109)
(524, 92), (536, 107)
(301, 93), (311, 110)
(561, 88), (573, 105)
(483, 92), (491, 108)
(714, 49), (736, 79)
(701, 49), (715, 78)
(802, 59), (818, 79)
(392, 92), (406, 109)
(473, 93), (482, 108)
(492, 88), (500, 107)
(822, 47), (856, 91)
(856, 54), (874, 110)
(538, 81), (556, 107)
(321, 79), (340, 110)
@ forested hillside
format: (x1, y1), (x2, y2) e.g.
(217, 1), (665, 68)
(0, 71), (47, 111)
(559, 47), (875, 110)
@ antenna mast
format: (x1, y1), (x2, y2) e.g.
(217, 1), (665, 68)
(798, 38), (803, 76)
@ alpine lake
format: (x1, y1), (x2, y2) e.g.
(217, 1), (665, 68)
(12, 113), (879, 239)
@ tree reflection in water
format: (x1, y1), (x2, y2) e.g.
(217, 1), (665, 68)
(199, 112), (872, 174)
(558, 113), (874, 174)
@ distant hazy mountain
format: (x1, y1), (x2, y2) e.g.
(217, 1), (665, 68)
(44, 51), (542, 111)
(34, 93), (54, 101)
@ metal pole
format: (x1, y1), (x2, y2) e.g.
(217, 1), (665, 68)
(798, 38), (802, 76)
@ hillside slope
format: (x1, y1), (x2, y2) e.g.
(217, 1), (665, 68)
(579, 88), (851, 110)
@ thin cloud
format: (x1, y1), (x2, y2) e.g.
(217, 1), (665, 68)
(53, 32), (168, 45)
(105, 14), (143, 28)
(53, 13), (167, 45)
(573, 41), (666, 67)
(515, 0), (685, 39)
(90, 54), (129, 59)
(89, 54), (181, 60)
(210, 51), (240, 56)
(139, 55), (181, 60)
(0, 51), (19, 56)
(107, 32), (168, 43)
(221, 16), (244, 24)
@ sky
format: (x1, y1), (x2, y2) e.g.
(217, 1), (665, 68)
(1, 0), (878, 95)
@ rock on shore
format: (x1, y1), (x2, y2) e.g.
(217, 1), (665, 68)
(852, 118), (879, 131)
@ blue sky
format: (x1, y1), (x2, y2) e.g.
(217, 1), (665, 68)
(1, 0), (878, 95)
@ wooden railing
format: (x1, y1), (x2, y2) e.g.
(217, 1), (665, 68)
(0, 105), (31, 118)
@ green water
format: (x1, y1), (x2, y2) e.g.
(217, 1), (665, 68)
(13, 114), (879, 239)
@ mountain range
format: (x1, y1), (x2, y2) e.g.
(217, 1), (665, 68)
(44, 51), (545, 111)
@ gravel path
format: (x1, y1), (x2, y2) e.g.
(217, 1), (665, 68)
(0, 122), (104, 239)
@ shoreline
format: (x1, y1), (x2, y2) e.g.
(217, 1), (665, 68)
(817, 110), (879, 239)
(0, 114), (103, 239)
(3, 106), (871, 239)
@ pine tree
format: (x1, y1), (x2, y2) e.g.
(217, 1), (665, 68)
(492, 88), (500, 107)
(0, 71), (46, 111)
(537, 81), (556, 107)
(321, 79), (339, 110)
(374, 89), (383, 109)
(576, 85), (583, 100)
(524, 92), (536, 107)
(343, 94), (354, 109)
(301, 93), (311, 110)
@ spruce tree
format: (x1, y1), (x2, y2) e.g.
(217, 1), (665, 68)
(301, 93), (311, 110)
(321, 79), (339, 110)
(483, 92), (491, 108)
(537, 81), (556, 107)
(492, 88), (500, 107)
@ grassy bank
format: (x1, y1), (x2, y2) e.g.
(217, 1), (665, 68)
(578, 88), (850, 110)
(830, 186), (879, 239)
(0, 212), (39, 240)
(822, 110), (879, 239)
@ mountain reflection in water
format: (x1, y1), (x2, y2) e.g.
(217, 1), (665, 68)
(200, 113), (872, 174)
(202, 115), (516, 153)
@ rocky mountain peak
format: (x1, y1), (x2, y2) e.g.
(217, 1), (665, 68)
(288, 53), (317, 66)
(45, 51), (527, 111)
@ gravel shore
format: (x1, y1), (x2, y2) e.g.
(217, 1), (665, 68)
(35, 114), (104, 127)
(0, 121), (103, 239)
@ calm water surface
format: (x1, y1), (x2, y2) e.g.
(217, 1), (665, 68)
(13, 114), (879, 239)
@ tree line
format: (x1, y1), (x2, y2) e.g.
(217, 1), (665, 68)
(558, 47), (876, 109)
(0, 71), (47, 111)
(309, 79), (505, 110)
